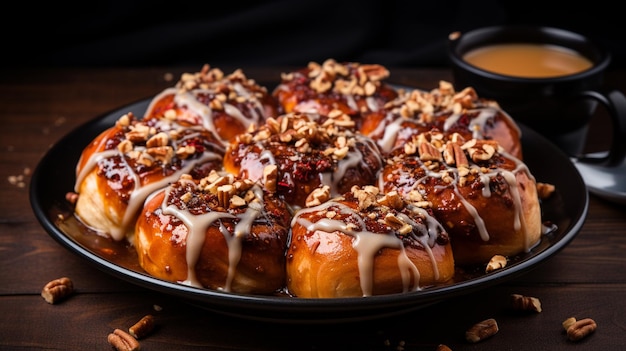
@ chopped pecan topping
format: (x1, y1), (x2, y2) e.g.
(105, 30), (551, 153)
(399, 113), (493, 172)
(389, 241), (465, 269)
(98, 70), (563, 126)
(301, 59), (389, 97)
(351, 185), (379, 210)
(418, 139), (442, 162)
(443, 141), (469, 168)
(262, 165), (278, 193)
(462, 139), (499, 162)
(146, 132), (169, 148)
(305, 185), (331, 207)
(377, 190), (404, 210)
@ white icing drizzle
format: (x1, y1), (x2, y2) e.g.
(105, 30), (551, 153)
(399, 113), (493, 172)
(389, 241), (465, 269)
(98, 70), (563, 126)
(345, 95), (358, 111)
(146, 83), (266, 147)
(366, 96), (382, 112)
(75, 118), (223, 241)
(161, 181), (267, 291)
(319, 136), (383, 198)
(293, 199), (444, 296)
(371, 103), (521, 156)
(443, 108), (498, 140)
(318, 149), (363, 197)
(384, 146), (533, 248)
(144, 87), (176, 120)
(375, 115), (405, 153)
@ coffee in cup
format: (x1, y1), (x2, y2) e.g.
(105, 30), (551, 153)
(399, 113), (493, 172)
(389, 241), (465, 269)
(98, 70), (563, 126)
(462, 43), (593, 78)
(447, 26), (626, 166)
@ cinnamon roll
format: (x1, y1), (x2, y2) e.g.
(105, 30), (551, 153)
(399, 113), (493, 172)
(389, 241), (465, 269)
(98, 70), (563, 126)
(144, 64), (279, 146)
(74, 112), (225, 242)
(135, 171), (291, 294)
(287, 185), (455, 298)
(378, 131), (542, 265)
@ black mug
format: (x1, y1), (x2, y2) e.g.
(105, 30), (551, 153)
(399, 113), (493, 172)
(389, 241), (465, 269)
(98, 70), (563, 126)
(447, 25), (626, 167)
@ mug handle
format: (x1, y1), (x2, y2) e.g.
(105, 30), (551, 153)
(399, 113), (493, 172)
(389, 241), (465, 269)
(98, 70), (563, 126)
(576, 89), (626, 167)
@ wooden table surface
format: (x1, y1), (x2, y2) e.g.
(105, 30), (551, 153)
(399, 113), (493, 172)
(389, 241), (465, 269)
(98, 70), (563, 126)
(2, 66), (625, 350)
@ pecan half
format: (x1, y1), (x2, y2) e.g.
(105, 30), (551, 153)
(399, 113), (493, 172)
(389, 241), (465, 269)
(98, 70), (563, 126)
(418, 140), (442, 162)
(41, 277), (74, 304)
(129, 315), (155, 340)
(566, 318), (597, 342)
(510, 294), (542, 313)
(465, 318), (499, 343)
(108, 329), (140, 351)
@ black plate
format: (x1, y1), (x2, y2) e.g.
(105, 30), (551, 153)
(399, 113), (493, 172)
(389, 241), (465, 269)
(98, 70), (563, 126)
(30, 98), (589, 324)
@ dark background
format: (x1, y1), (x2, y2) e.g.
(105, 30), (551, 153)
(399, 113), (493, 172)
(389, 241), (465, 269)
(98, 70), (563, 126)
(7, 1), (626, 70)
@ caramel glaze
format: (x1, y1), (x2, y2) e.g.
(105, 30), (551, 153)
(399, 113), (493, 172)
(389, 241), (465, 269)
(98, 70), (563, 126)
(378, 132), (542, 265)
(360, 81), (522, 159)
(74, 112), (225, 242)
(272, 59), (398, 129)
(223, 112), (385, 210)
(287, 185), (455, 298)
(135, 172), (291, 294)
(144, 65), (279, 146)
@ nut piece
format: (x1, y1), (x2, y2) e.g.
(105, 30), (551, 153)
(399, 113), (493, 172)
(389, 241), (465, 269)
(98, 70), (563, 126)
(562, 317), (577, 331)
(485, 255), (507, 273)
(41, 277), (74, 304)
(305, 185), (331, 207)
(510, 293), (542, 313)
(436, 344), (453, 351)
(536, 182), (556, 200)
(566, 318), (597, 342)
(129, 315), (155, 340)
(262, 165), (278, 193)
(108, 328), (140, 351)
(465, 318), (499, 343)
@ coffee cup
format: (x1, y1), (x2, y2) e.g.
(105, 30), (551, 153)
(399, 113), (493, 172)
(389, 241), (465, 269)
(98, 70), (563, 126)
(447, 25), (626, 166)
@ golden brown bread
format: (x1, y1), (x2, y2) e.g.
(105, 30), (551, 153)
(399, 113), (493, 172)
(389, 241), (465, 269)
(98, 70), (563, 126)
(144, 64), (279, 146)
(74, 112), (224, 242)
(379, 131), (542, 265)
(135, 171), (291, 294)
(287, 185), (455, 298)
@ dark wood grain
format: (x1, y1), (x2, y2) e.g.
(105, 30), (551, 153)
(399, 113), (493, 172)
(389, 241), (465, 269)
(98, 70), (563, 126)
(2, 66), (625, 350)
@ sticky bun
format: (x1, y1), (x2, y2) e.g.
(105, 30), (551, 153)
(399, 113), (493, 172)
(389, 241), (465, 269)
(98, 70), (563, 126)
(144, 64), (279, 146)
(135, 171), (291, 294)
(378, 131), (542, 265)
(74, 112), (225, 242)
(287, 185), (455, 298)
